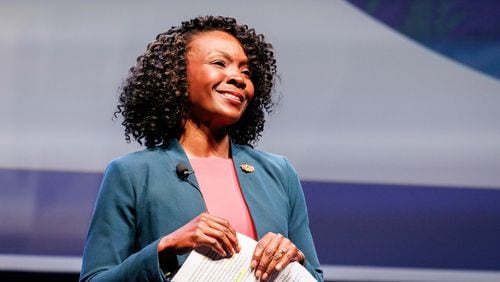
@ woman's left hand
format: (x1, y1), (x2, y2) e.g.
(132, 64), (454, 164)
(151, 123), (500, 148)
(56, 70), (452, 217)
(251, 232), (305, 281)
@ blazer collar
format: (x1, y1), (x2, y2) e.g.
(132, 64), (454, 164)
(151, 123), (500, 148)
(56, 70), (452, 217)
(163, 139), (200, 190)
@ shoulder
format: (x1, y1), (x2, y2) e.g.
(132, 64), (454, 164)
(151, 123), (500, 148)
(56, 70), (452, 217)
(106, 148), (169, 174)
(233, 144), (297, 176)
(101, 148), (178, 195)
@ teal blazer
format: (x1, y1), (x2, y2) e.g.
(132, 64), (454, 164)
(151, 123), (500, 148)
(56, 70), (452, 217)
(80, 140), (323, 281)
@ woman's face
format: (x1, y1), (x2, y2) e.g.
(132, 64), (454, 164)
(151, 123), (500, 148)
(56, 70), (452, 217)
(186, 30), (254, 129)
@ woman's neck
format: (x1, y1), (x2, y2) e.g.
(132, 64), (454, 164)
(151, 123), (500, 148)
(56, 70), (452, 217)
(179, 119), (231, 158)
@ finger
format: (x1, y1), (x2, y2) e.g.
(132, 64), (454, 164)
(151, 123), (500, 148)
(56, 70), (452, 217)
(275, 248), (292, 272)
(201, 213), (236, 231)
(295, 249), (306, 265)
(201, 225), (236, 256)
(272, 241), (293, 272)
(194, 216), (231, 257)
(262, 237), (291, 280)
(195, 230), (227, 257)
(203, 213), (238, 236)
(203, 214), (240, 252)
(251, 232), (274, 269)
(197, 218), (234, 255)
(255, 233), (283, 280)
(203, 219), (239, 255)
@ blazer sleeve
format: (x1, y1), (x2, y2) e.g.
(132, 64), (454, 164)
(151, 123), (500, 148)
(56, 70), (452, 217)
(79, 160), (169, 282)
(283, 157), (324, 281)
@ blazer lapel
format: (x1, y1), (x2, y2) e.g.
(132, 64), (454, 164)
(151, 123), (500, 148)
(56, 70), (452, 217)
(231, 143), (268, 240)
(165, 139), (202, 197)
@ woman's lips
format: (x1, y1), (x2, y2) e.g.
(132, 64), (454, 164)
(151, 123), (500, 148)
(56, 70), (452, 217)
(218, 90), (244, 104)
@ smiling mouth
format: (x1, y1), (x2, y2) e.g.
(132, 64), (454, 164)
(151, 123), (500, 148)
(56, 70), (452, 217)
(218, 91), (244, 103)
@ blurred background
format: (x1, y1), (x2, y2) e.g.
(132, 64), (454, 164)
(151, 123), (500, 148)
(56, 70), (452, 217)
(1, 1), (500, 281)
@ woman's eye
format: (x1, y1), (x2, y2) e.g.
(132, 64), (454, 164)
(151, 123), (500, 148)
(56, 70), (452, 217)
(242, 69), (251, 76)
(212, 60), (226, 67)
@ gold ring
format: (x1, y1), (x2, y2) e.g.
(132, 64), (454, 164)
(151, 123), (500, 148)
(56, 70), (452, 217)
(273, 249), (287, 261)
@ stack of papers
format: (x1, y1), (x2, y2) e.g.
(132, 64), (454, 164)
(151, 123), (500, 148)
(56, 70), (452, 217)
(173, 233), (316, 282)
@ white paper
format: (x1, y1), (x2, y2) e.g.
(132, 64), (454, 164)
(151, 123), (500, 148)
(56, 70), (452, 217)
(172, 233), (316, 282)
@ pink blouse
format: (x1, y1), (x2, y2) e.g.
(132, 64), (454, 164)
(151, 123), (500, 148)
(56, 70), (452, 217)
(189, 157), (257, 240)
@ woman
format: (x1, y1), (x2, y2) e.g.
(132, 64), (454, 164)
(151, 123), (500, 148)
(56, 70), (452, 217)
(80, 16), (323, 281)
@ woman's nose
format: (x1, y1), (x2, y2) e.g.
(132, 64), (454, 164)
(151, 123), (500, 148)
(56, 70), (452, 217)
(227, 73), (246, 89)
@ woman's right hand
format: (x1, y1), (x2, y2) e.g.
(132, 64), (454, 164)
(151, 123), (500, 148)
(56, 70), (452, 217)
(157, 212), (240, 257)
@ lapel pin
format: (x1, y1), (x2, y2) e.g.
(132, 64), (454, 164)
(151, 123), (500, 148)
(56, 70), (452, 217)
(240, 163), (255, 173)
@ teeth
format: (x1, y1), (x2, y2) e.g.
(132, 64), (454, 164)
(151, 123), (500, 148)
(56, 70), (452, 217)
(223, 93), (241, 102)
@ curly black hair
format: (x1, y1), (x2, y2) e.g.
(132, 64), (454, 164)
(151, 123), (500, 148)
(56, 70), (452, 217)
(115, 15), (277, 148)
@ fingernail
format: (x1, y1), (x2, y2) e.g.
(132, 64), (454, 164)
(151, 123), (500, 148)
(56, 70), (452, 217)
(262, 273), (268, 280)
(251, 260), (257, 269)
(255, 270), (261, 278)
(231, 248), (235, 254)
(276, 263), (282, 271)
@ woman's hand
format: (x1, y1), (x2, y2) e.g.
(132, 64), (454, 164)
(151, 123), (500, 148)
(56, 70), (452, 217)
(251, 232), (305, 281)
(157, 212), (240, 257)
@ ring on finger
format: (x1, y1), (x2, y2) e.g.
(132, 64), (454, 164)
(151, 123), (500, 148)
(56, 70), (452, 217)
(273, 249), (287, 261)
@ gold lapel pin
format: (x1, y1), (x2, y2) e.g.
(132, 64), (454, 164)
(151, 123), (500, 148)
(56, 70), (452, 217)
(240, 163), (255, 173)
